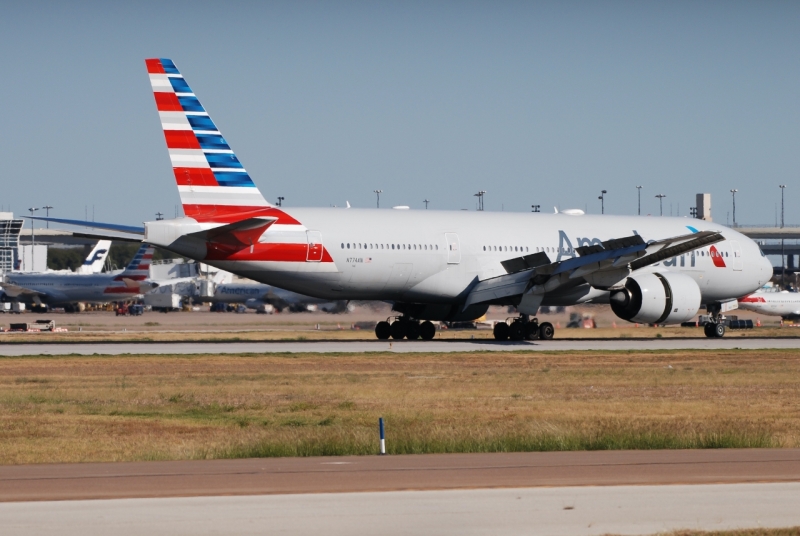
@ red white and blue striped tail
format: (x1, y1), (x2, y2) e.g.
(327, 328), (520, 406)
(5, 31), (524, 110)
(146, 58), (271, 223)
(116, 244), (154, 281)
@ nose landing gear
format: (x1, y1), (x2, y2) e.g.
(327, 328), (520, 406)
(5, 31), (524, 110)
(375, 317), (437, 340)
(703, 320), (726, 338)
(702, 305), (727, 338)
(493, 316), (554, 341)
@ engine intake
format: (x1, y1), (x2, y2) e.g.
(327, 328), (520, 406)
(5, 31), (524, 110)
(610, 272), (701, 325)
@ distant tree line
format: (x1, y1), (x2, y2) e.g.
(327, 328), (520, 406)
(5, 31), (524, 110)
(46, 242), (172, 272)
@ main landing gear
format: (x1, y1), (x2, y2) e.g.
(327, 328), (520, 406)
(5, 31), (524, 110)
(493, 316), (554, 341)
(375, 317), (436, 341)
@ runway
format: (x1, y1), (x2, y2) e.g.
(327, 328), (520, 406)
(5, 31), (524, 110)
(2, 450), (800, 535)
(3, 337), (800, 355)
(3, 483), (800, 536)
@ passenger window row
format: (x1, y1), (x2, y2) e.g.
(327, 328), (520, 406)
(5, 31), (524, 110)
(341, 243), (439, 251)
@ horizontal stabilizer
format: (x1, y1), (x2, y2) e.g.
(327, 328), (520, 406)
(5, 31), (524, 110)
(186, 217), (277, 248)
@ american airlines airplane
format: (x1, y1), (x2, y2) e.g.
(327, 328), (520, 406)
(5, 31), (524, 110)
(211, 282), (348, 313)
(1, 243), (157, 311)
(37, 58), (773, 339)
(739, 290), (800, 320)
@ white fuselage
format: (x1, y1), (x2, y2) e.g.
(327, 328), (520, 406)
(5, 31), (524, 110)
(146, 210), (773, 314)
(2, 273), (146, 305)
(739, 290), (800, 319)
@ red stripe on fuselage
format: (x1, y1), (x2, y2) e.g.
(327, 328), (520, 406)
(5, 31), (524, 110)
(174, 168), (218, 186)
(103, 287), (143, 294)
(154, 92), (182, 112)
(205, 242), (334, 263)
(182, 205), (302, 225)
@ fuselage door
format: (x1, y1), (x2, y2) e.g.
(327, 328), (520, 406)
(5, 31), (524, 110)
(445, 233), (460, 264)
(730, 240), (743, 271)
(306, 231), (323, 262)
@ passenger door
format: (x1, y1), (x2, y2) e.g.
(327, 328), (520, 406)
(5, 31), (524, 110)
(729, 240), (743, 271)
(445, 233), (460, 264)
(306, 231), (323, 262)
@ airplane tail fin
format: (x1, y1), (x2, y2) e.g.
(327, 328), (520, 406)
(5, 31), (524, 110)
(145, 58), (271, 223)
(76, 240), (112, 274)
(116, 244), (154, 281)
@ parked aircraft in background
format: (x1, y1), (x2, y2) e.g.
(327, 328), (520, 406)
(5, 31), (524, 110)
(211, 281), (348, 313)
(739, 290), (800, 320)
(36, 58), (773, 338)
(75, 240), (112, 274)
(1, 244), (157, 311)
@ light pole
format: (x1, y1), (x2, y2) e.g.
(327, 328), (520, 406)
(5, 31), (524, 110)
(474, 191), (486, 211)
(28, 207), (39, 271)
(373, 190), (382, 209)
(636, 186), (642, 215)
(156, 212), (164, 221)
(42, 205), (53, 228)
(730, 189), (738, 227)
(531, 205), (540, 213)
(423, 199), (429, 210)
(780, 185), (786, 287)
(276, 197), (284, 207)
(655, 194), (666, 216)
(598, 190), (607, 214)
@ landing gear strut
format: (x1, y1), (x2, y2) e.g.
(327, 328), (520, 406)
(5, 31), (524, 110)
(493, 315), (554, 341)
(375, 317), (436, 340)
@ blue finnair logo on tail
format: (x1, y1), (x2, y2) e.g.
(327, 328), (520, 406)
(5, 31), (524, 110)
(686, 226), (699, 233)
(83, 250), (108, 265)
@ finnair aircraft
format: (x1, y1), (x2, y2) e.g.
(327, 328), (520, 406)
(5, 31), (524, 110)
(739, 290), (800, 320)
(75, 240), (112, 274)
(39, 58), (773, 339)
(1, 244), (157, 311)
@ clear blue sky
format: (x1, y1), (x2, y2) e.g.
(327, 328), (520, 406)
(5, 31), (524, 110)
(1, 1), (798, 225)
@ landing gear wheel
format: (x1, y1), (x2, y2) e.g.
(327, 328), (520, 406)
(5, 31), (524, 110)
(493, 322), (510, 341)
(420, 321), (436, 340)
(375, 321), (391, 340)
(406, 322), (421, 340)
(703, 322), (715, 338)
(525, 322), (540, 340)
(538, 322), (555, 340)
(714, 322), (726, 338)
(390, 321), (407, 340)
(509, 321), (525, 341)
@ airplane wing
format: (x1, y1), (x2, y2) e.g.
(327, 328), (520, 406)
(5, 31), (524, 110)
(463, 230), (724, 309)
(0, 282), (46, 298)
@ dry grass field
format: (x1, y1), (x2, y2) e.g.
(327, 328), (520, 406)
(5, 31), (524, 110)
(1, 349), (799, 465)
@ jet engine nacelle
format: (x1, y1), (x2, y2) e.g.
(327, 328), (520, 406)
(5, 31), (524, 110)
(609, 272), (701, 325)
